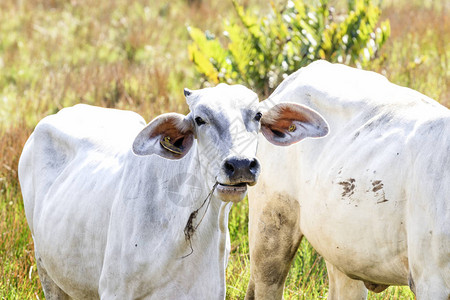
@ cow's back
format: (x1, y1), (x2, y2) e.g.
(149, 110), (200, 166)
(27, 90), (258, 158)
(18, 104), (146, 298)
(19, 104), (146, 229)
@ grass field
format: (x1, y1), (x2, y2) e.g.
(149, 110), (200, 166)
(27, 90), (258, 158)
(0, 0), (448, 299)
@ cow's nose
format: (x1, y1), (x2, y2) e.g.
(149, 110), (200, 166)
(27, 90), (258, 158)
(223, 157), (260, 183)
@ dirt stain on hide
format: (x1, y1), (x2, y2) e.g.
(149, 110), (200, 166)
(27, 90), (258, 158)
(338, 178), (356, 197)
(252, 194), (302, 288)
(371, 180), (389, 204)
(372, 180), (383, 192)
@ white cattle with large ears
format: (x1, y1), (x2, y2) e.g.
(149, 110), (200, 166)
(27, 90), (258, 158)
(18, 83), (328, 300)
(245, 60), (450, 300)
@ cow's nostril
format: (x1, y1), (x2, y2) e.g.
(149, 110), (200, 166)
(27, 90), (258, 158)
(249, 159), (260, 175)
(249, 159), (257, 169)
(224, 161), (235, 175)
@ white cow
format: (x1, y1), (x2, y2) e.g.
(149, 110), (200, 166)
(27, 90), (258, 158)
(18, 83), (329, 299)
(246, 61), (450, 300)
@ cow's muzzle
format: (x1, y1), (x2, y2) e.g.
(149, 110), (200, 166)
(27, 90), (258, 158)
(222, 157), (260, 185)
(216, 157), (261, 202)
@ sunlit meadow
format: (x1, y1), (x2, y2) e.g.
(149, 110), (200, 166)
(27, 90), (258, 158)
(0, 0), (447, 298)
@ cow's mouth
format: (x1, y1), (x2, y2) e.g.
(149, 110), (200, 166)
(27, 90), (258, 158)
(216, 182), (248, 194)
(220, 182), (247, 187)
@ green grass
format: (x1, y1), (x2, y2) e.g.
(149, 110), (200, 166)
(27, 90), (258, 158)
(0, 188), (42, 299)
(0, 0), (448, 299)
(0, 127), (43, 299)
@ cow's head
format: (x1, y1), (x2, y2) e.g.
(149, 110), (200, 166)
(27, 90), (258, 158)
(132, 84), (328, 203)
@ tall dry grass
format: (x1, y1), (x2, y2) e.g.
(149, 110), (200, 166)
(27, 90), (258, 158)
(374, 0), (449, 106)
(0, 125), (41, 298)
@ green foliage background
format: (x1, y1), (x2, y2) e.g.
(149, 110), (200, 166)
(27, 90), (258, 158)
(189, 0), (390, 96)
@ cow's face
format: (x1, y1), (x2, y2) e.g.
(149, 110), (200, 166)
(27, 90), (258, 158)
(133, 84), (329, 203)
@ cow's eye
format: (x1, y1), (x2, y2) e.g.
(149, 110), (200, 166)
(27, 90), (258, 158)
(254, 112), (262, 122)
(195, 116), (206, 126)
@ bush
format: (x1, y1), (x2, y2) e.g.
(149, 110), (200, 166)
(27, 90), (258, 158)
(188, 0), (390, 96)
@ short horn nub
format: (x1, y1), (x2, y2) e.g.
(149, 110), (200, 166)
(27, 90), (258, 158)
(184, 88), (192, 97)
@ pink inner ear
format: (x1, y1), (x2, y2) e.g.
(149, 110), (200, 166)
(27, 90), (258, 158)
(262, 106), (311, 133)
(260, 124), (293, 146)
(149, 119), (190, 139)
(277, 106), (311, 123)
(171, 133), (194, 153)
(157, 123), (194, 156)
(260, 102), (328, 146)
(133, 112), (196, 158)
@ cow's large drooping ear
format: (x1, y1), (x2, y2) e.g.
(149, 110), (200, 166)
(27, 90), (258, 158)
(260, 102), (329, 146)
(132, 113), (194, 159)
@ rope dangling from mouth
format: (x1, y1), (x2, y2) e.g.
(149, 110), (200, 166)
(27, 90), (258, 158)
(181, 181), (219, 259)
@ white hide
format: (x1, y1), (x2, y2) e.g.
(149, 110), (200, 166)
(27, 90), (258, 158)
(18, 85), (256, 299)
(248, 61), (450, 299)
(19, 83), (328, 299)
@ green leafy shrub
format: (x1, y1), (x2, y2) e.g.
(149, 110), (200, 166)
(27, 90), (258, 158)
(188, 0), (390, 95)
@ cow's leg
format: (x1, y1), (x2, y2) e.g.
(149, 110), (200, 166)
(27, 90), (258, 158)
(35, 253), (71, 300)
(245, 193), (302, 300)
(325, 261), (367, 300)
(406, 192), (450, 300)
(413, 277), (450, 300)
(408, 261), (450, 299)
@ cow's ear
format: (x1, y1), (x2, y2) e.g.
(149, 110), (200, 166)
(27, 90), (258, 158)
(260, 102), (329, 146)
(132, 113), (194, 159)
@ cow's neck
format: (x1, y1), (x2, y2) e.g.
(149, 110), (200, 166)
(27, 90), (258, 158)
(118, 146), (232, 297)
(178, 145), (232, 270)
(180, 193), (232, 297)
(170, 145), (232, 296)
